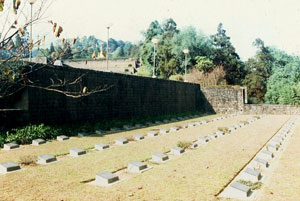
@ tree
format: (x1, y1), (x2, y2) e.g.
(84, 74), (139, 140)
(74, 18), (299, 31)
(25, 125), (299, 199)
(210, 23), (245, 85)
(243, 72), (266, 104)
(195, 56), (215, 74)
(143, 20), (163, 42)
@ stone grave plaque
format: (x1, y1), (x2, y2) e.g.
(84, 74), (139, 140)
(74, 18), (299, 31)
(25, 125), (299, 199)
(38, 154), (57, 164)
(230, 181), (252, 197)
(147, 130), (158, 137)
(134, 135), (144, 141)
(95, 143), (109, 150)
(127, 161), (148, 173)
(115, 138), (129, 145)
(171, 147), (185, 155)
(3, 143), (19, 150)
(95, 171), (119, 186)
(70, 148), (86, 157)
(0, 162), (20, 174)
(159, 128), (169, 134)
(152, 153), (169, 163)
(57, 135), (69, 141)
(32, 138), (46, 146)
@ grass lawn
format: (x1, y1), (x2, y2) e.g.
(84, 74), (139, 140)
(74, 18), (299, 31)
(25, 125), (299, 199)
(257, 116), (300, 201)
(0, 115), (289, 201)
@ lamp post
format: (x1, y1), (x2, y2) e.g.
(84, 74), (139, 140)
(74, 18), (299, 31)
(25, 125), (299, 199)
(151, 38), (159, 78)
(28, 0), (37, 61)
(106, 25), (111, 71)
(183, 49), (189, 82)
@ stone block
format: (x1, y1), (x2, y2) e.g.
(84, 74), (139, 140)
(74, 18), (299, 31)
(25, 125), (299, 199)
(32, 139), (46, 146)
(188, 122), (195, 127)
(95, 143), (110, 150)
(135, 123), (143, 128)
(266, 144), (278, 152)
(170, 126), (180, 132)
(152, 153), (169, 163)
(190, 142), (198, 149)
(134, 135), (144, 141)
(208, 133), (218, 139)
(171, 147), (185, 155)
(95, 130), (105, 135)
(181, 124), (188, 128)
(57, 135), (69, 141)
(115, 138), (128, 145)
(254, 157), (269, 168)
(194, 122), (201, 126)
(163, 120), (169, 123)
(70, 148), (86, 157)
(78, 132), (89, 137)
(127, 161), (148, 173)
(37, 154), (57, 164)
(123, 125), (133, 130)
(95, 171), (119, 186)
(240, 168), (262, 182)
(0, 162), (20, 174)
(201, 120), (208, 124)
(147, 130), (158, 137)
(154, 121), (162, 125)
(216, 130), (225, 136)
(170, 118), (177, 122)
(159, 128), (169, 134)
(198, 137), (209, 143)
(110, 127), (121, 132)
(228, 126), (236, 132)
(230, 181), (252, 197)
(3, 143), (19, 150)
(260, 149), (274, 159)
(146, 122), (153, 126)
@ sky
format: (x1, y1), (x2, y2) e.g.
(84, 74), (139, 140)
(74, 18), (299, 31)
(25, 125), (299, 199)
(20, 0), (300, 60)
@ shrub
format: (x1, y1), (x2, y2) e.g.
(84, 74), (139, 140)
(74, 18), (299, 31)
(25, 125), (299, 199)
(237, 180), (262, 190)
(169, 74), (184, 81)
(218, 127), (229, 133)
(5, 124), (62, 144)
(177, 141), (192, 149)
(18, 155), (37, 166)
(0, 135), (5, 148)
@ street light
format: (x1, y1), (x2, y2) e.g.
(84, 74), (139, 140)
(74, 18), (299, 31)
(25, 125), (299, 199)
(28, 0), (37, 61)
(151, 38), (159, 78)
(183, 49), (189, 82)
(106, 23), (113, 71)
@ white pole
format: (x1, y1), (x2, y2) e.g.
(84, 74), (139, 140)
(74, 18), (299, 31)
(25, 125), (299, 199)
(30, 3), (33, 61)
(153, 44), (156, 78)
(106, 27), (110, 70)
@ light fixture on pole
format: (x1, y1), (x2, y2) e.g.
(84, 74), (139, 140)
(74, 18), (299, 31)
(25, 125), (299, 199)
(151, 38), (159, 78)
(106, 23), (113, 71)
(183, 49), (189, 82)
(28, 0), (37, 61)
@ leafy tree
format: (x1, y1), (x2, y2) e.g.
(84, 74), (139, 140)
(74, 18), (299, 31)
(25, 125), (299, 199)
(243, 72), (266, 104)
(195, 56), (215, 74)
(143, 20), (163, 42)
(210, 23), (245, 85)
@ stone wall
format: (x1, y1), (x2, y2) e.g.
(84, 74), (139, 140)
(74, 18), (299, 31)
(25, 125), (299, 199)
(0, 65), (213, 126)
(202, 86), (247, 114)
(243, 104), (300, 115)
(64, 59), (136, 74)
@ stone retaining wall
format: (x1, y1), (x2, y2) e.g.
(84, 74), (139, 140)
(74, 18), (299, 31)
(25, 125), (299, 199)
(243, 104), (300, 115)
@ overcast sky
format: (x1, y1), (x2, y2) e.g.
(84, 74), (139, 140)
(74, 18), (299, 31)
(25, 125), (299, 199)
(32, 0), (300, 60)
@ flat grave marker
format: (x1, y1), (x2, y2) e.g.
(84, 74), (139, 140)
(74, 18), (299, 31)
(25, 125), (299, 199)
(134, 135), (144, 141)
(69, 148), (86, 157)
(32, 139), (46, 146)
(57, 135), (69, 141)
(147, 130), (158, 137)
(37, 154), (57, 164)
(95, 143), (110, 150)
(0, 162), (20, 174)
(95, 171), (120, 186)
(3, 143), (19, 151)
(127, 161), (150, 173)
(229, 181), (252, 198)
(115, 138), (129, 145)
(151, 153), (169, 163)
(170, 126), (180, 132)
(240, 168), (262, 182)
(159, 128), (169, 134)
(198, 137), (209, 143)
(171, 147), (185, 155)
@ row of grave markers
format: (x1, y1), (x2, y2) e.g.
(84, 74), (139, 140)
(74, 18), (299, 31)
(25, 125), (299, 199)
(0, 114), (239, 175)
(219, 116), (298, 200)
(90, 115), (263, 187)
